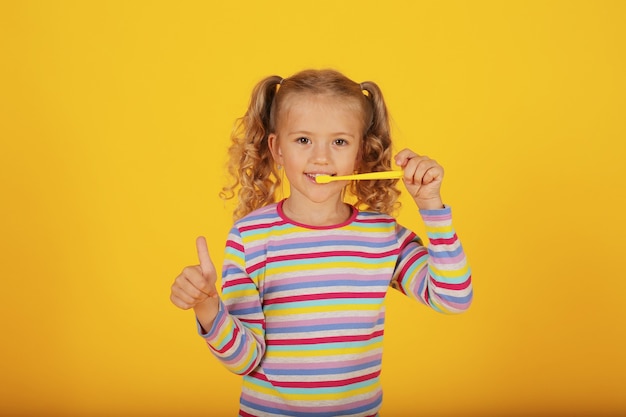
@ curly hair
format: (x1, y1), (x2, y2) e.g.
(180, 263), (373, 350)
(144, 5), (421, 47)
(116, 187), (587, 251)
(220, 69), (401, 221)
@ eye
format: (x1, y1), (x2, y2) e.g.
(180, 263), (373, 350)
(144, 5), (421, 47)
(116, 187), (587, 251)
(296, 137), (311, 144)
(334, 138), (348, 146)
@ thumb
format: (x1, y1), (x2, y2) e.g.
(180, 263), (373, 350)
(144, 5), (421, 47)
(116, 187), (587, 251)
(195, 236), (215, 278)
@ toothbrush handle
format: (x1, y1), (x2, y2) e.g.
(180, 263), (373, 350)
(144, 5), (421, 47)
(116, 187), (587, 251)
(337, 171), (404, 181)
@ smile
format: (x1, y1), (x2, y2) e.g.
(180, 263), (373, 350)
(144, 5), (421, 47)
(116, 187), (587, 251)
(306, 173), (336, 181)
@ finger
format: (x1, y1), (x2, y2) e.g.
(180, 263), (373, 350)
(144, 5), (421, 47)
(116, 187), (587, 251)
(170, 292), (194, 310)
(196, 236), (215, 277)
(173, 275), (209, 304)
(171, 291), (207, 310)
(180, 265), (213, 296)
(402, 155), (430, 184)
(394, 148), (419, 167)
(422, 165), (444, 184)
(412, 159), (439, 185)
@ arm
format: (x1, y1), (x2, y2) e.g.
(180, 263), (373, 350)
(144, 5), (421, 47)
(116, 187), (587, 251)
(199, 227), (267, 376)
(392, 207), (473, 313)
(391, 149), (473, 313)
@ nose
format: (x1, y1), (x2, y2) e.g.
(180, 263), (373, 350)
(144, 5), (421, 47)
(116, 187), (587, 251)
(311, 142), (330, 164)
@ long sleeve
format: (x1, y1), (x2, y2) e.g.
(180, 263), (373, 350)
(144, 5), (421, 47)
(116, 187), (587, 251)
(392, 205), (473, 313)
(197, 226), (266, 375)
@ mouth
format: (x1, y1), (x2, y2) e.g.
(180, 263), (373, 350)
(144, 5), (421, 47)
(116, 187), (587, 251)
(306, 172), (336, 182)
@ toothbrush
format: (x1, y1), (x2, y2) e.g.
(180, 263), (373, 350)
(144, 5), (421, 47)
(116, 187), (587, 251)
(315, 171), (404, 184)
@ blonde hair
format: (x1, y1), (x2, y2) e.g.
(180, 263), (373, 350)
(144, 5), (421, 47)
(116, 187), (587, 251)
(220, 69), (401, 220)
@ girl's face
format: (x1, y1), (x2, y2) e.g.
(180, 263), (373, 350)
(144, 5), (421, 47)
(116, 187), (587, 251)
(268, 93), (363, 207)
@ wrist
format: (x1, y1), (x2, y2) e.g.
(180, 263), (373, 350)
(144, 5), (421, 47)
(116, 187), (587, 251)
(415, 197), (444, 211)
(194, 296), (220, 333)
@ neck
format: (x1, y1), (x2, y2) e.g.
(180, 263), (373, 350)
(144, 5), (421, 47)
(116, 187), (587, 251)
(282, 198), (352, 227)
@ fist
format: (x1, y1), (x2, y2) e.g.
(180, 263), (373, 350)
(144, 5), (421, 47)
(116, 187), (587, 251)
(170, 236), (218, 310)
(395, 148), (444, 210)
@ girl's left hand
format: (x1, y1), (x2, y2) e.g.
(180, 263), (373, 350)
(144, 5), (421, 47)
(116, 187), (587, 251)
(395, 148), (445, 210)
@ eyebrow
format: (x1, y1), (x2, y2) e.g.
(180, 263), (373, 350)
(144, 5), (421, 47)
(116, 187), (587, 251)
(287, 130), (356, 138)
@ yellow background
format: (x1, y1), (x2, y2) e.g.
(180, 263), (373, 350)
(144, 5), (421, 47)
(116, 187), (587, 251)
(1, 1), (625, 416)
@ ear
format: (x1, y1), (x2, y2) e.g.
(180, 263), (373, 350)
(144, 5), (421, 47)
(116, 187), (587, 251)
(268, 133), (284, 165)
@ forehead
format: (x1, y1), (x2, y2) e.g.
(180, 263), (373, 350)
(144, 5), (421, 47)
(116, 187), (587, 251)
(277, 93), (364, 130)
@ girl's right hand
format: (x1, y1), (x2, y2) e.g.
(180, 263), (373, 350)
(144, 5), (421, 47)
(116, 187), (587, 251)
(170, 236), (219, 310)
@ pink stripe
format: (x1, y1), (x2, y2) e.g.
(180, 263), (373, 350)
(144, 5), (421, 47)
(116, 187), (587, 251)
(240, 390), (381, 413)
(270, 370), (380, 388)
(266, 315), (380, 329)
(422, 213), (452, 222)
(264, 272), (383, 289)
(430, 252), (465, 265)
(252, 233), (395, 248)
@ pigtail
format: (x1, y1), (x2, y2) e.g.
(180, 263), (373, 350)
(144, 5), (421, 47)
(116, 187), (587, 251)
(350, 81), (401, 215)
(220, 75), (283, 220)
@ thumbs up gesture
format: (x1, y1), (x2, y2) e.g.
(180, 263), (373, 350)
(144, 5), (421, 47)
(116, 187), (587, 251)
(170, 236), (219, 311)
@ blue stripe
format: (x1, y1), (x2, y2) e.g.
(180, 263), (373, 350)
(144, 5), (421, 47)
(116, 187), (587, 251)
(217, 333), (247, 361)
(269, 320), (383, 334)
(240, 392), (381, 416)
(426, 231), (455, 239)
(243, 222), (292, 238)
(438, 290), (473, 304)
(229, 306), (263, 316)
(428, 245), (464, 258)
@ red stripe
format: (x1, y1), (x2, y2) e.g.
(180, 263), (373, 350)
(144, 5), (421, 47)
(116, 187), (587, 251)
(247, 259), (266, 274)
(222, 277), (253, 288)
(434, 277), (472, 290)
(357, 217), (395, 224)
(240, 318), (265, 326)
(400, 231), (418, 246)
(268, 249), (398, 262)
(241, 359), (259, 376)
(225, 240), (243, 252)
(239, 220), (286, 233)
(268, 330), (384, 346)
(249, 370), (268, 381)
(264, 292), (386, 305)
(397, 249), (428, 279)
(430, 234), (458, 245)
(210, 326), (239, 354)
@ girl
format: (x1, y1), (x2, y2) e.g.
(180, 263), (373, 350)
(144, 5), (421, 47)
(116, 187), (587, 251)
(170, 69), (473, 417)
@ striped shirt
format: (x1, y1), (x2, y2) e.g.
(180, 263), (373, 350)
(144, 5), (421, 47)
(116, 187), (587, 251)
(199, 200), (472, 417)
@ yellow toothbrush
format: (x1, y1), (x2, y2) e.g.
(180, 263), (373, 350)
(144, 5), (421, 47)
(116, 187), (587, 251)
(315, 170), (404, 184)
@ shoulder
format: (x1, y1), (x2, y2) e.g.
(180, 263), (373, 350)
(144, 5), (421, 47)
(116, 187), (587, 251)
(354, 209), (397, 226)
(353, 209), (416, 240)
(230, 203), (281, 236)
